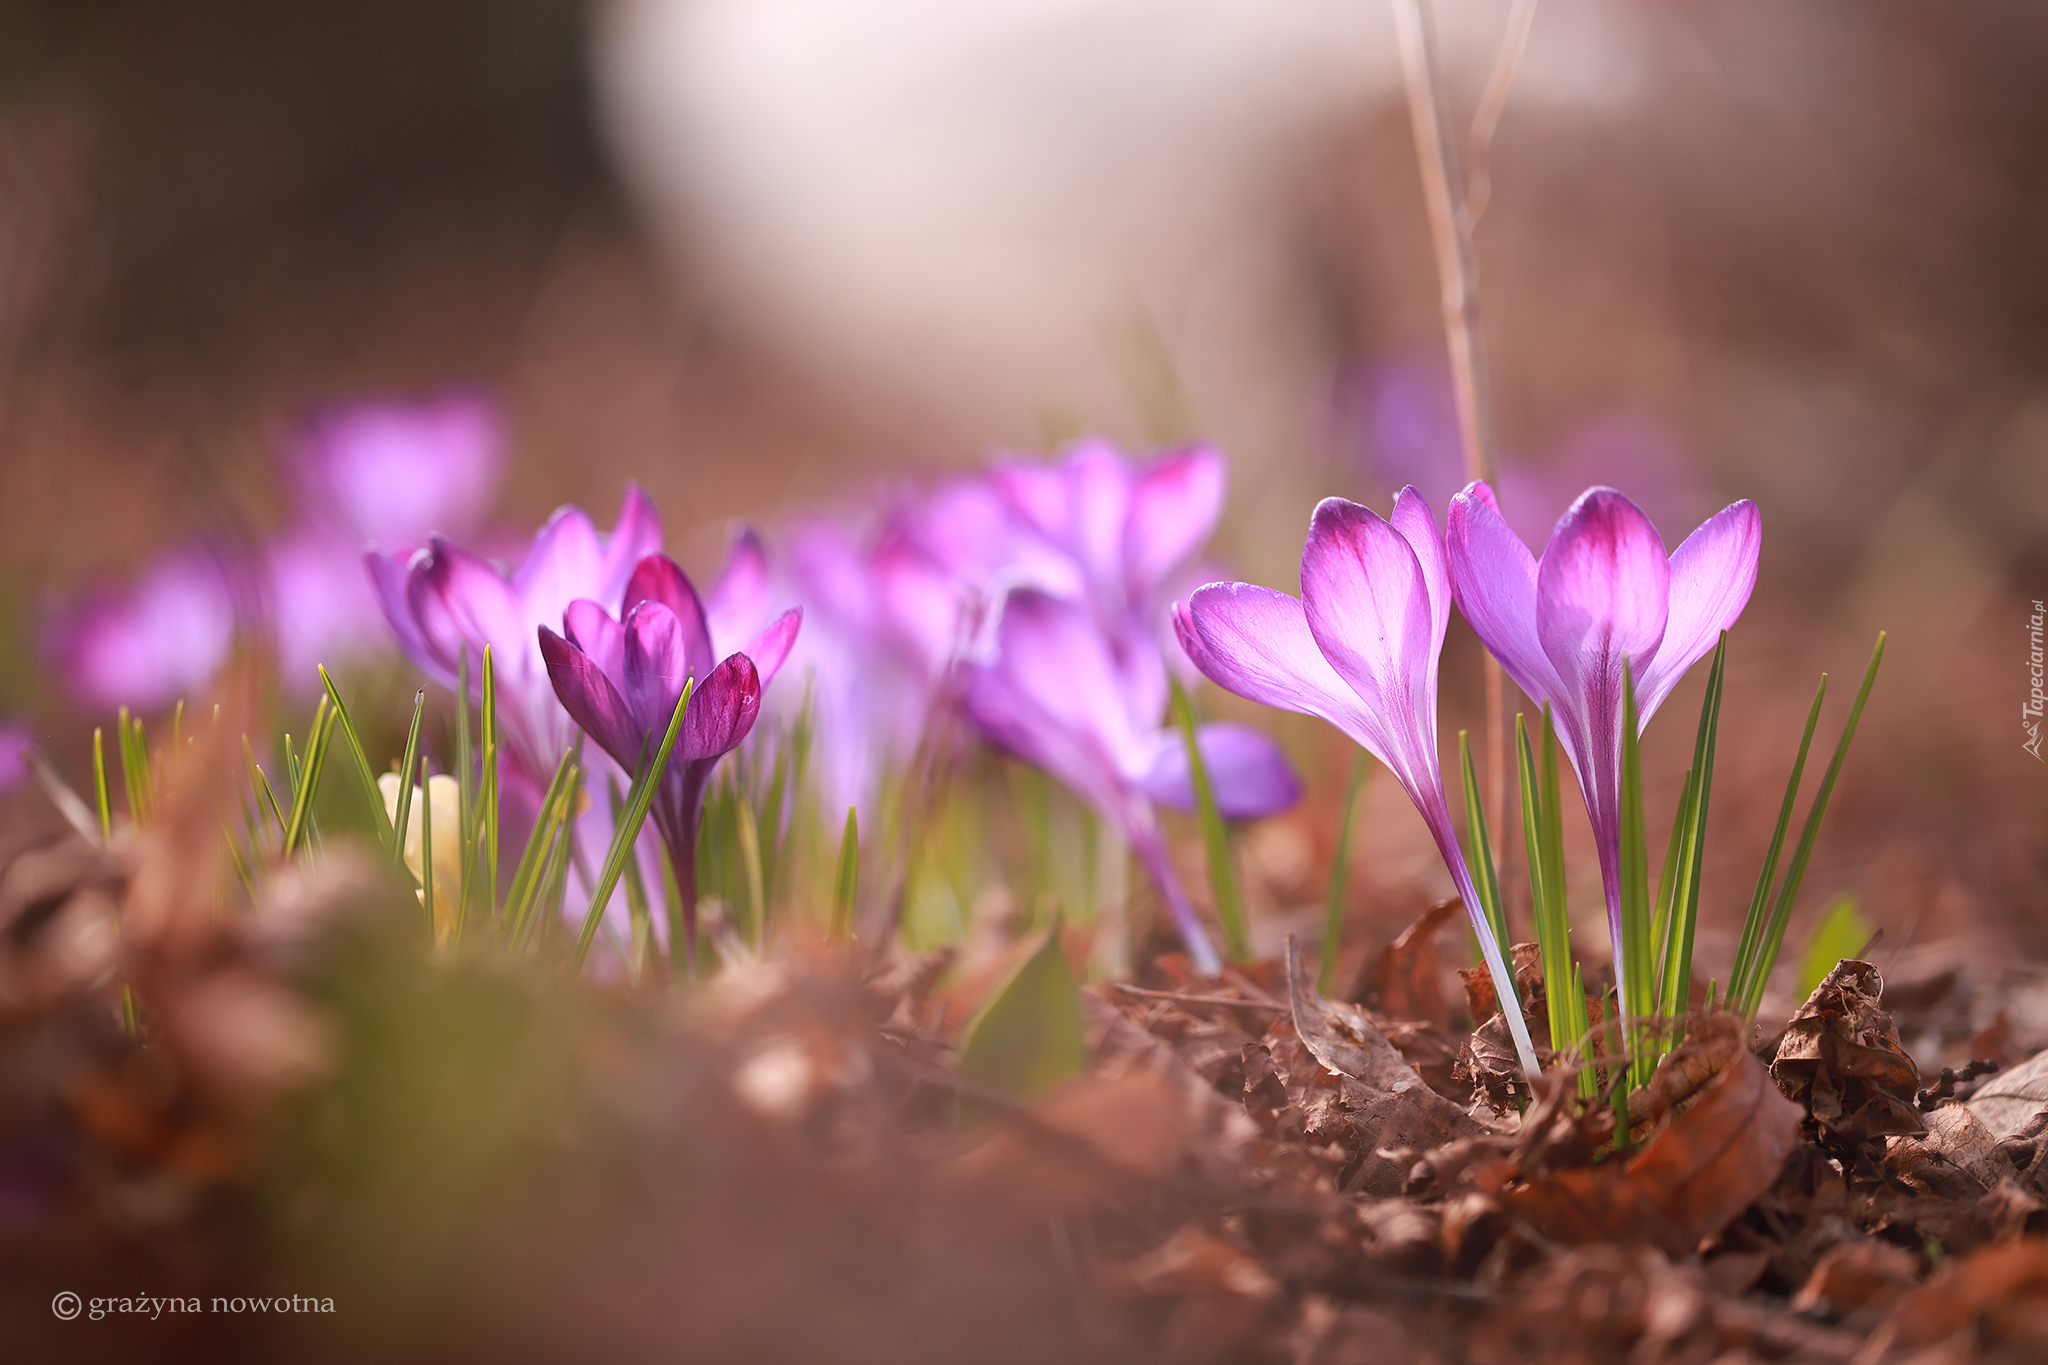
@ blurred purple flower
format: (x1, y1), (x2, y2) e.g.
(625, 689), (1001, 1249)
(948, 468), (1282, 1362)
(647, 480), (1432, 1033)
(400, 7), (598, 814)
(270, 391), (505, 682)
(539, 553), (801, 955)
(47, 549), (240, 711)
(968, 586), (1298, 976)
(1445, 481), (1761, 1025)
(1175, 488), (1538, 1073)
(369, 485), (663, 791)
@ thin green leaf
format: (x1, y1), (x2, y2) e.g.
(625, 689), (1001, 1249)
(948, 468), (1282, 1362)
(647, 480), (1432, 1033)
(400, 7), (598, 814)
(418, 754), (437, 941)
(955, 922), (1088, 1101)
(832, 805), (860, 947)
(281, 697), (338, 857)
(572, 680), (694, 968)
(511, 760), (581, 951)
(1795, 892), (1872, 1000)
(1736, 631), (1886, 1015)
(1728, 676), (1827, 1009)
(736, 793), (767, 948)
(1656, 632), (1727, 1030)
(503, 745), (579, 938)
(455, 649), (476, 936)
(243, 736), (286, 844)
(1319, 750), (1373, 997)
(92, 727), (113, 843)
(390, 688), (426, 863)
(1169, 678), (1249, 962)
(658, 839), (689, 980)
(1649, 770), (1695, 992)
(1618, 659), (1654, 1089)
(1519, 713), (1586, 1091)
(1458, 730), (1511, 956)
(319, 665), (396, 848)
(479, 645), (500, 920)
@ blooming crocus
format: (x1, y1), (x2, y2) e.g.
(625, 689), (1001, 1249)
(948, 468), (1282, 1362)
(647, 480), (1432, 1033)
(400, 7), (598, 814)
(48, 549), (241, 711)
(966, 586), (1299, 977)
(1175, 489), (1539, 1073)
(1444, 482), (1761, 1029)
(369, 485), (663, 795)
(539, 553), (801, 955)
(270, 392), (505, 682)
(378, 772), (465, 944)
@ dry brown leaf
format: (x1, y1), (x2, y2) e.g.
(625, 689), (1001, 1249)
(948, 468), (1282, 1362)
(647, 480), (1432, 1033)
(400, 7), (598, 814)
(1283, 935), (1492, 1195)
(1772, 959), (1924, 1151)
(1361, 896), (1461, 1030)
(1502, 1020), (1802, 1256)
(1858, 1238), (2048, 1363)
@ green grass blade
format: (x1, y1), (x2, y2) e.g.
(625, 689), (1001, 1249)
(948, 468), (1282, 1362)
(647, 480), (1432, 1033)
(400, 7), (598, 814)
(92, 727), (113, 843)
(281, 698), (338, 856)
(419, 755), (437, 941)
(1618, 659), (1654, 1088)
(1737, 631), (1886, 1016)
(243, 736), (287, 844)
(1318, 750), (1373, 996)
(1519, 715), (1571, 1081)
(480, 645), (500, 919)
(1649, 770), (1694, 993)
(735, 795), (767, 947)
(1170, 678), (1250, 962)
(659, 840), (690, 979)
(572, 681), (694, 968)
(319, 665), (396, 848)
(1458, 730), (1511, 956)
(455, 649), (476, 935)
(117, 707), (147, 827)
(1728, 675), (1828, 1010)
(832, 805), (859, 947)
(1657, 633), (1727, 1028)
(390, 688), (426, 862)
(503, 745), (578, 938)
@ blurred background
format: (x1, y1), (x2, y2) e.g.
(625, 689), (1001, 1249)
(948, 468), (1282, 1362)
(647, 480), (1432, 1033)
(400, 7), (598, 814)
(1, 0), (2044, 987)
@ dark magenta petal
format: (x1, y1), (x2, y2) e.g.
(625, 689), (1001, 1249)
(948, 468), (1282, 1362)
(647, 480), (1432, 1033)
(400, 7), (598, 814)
(539, 626), (643, 771)
(744, 607), (802, 688)
(623, 554), (716, 682)
(679, 652), (761, 761)
(622, 601), (690, 736)
(406, 537), (524, 679)
(1137, 721), (1301, 819)
(563, 599), (625, 684)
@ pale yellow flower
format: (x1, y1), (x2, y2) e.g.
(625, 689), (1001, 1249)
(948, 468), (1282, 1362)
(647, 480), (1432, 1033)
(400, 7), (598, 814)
(378, 772), (464, 944)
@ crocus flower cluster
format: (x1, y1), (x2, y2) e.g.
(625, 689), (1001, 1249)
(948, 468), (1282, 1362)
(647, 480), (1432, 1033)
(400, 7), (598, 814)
(46, 392), (504, 710)
(1179, 480), (1760, 1073)
(1445, 481), (1760, 1030)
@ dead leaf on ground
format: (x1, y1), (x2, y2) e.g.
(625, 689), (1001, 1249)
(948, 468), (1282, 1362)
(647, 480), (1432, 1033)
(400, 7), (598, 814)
(1502, 1013), (1802, 1256)
(1859, 1237), (2048, 1363)
(1284, 936), (1493, 1195)
(1885, 1102), (2013, 1195)
(1359, 897), (1462, 1030)
(1772, 959), (1924, 1152)
(1967, 1046), (2048, 1139)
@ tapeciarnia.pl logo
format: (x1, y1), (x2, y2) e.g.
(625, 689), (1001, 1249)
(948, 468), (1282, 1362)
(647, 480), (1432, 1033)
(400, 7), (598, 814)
(2027, 599), (2045, 762)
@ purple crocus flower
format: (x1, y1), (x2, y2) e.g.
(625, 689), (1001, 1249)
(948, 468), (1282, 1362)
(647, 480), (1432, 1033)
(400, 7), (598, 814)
(1175, 488), (1539, 1073)
(368, 485), (663, 794)
(967, 586), (1299, 977)
(270, 392), (504, 682)
(48, 549), (241, 711)
(538, 554), (801, 955)
(1445, 481), (1761, 1029)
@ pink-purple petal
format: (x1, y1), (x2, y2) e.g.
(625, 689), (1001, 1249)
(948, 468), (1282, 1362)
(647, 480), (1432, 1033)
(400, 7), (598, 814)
(366, 549), (449, 686)
(1298, 497), (1435, 722)
(562, 599), (625, 684)
(1137, 721), (1301, 819)
(1125, 447), (1225, 600)
(598, 483), (665, 606)
(539, 627), (642, 771)
(623, 554), (716, 681)
(1445, 481), (1568, 707)
(1637, 499), (1762, 719)
(514, 505), (606, 621)
(622, 601), (690, 735)
(744, 607), (803, 688)
(1389, 485), (1451, 648)
(704, 524), (771, 649)
(680, 653), (762, 761)
(407, 539), (526, 677)
(1534, 486), (1671, 709)
(1175, 585), (1387, 755)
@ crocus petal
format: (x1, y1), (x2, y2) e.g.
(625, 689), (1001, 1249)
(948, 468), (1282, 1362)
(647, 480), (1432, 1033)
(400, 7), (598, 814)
(514, 505), (606, 622)
(407, 538), (526, 677)
(539, 627), (642, 771)
(1445, 481), (1567, 708)
(1174, 584), (1384, 753)
(562, 599), (625, 684)
(597, 483), (665, 606)
(366, 549), (449, 687)
(623, 554), (716, 682)
(1388, 485), (1451, 649)
(1299, 497), (1435, 726)
(623, 601), (690, 735)
(1137, 722), (1301, 819)
(680, 653), (762, 761)
(743, 607), (802, 688)
(704, 524), (770, 649)
(1636, 499), (1762, 720)
(1126, 447), (1225, 604)
(1534, 487), (1670, 713)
